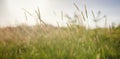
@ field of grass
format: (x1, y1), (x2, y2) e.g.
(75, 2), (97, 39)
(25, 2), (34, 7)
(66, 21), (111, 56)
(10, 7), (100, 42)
(0, 2), (120, 59)
(0, 24), (120, 59)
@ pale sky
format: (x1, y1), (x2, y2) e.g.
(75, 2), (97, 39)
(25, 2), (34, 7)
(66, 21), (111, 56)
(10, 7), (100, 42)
(0, 0), (120, 27)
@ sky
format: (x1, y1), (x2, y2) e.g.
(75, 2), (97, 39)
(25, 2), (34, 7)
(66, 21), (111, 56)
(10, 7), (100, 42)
(0, 0), (120, 27)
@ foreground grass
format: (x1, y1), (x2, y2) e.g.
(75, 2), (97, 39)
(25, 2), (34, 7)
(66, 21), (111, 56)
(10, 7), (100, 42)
(0, 25), (120, 59)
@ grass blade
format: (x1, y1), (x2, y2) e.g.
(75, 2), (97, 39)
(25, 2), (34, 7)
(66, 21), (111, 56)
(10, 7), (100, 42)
(81, 11), (86, 21)
(84, 4), (88, 18)
(35, 8), (46, 25)
(22, 8), (32, 16)
(73, 3), (80, 11)
(65, 14), (72, 20)
(92, 10), (95, 19)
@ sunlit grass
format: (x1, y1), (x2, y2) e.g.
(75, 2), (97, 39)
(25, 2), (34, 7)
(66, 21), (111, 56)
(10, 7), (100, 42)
(0, 23), (120, 59)
(0, 2), (120, 59)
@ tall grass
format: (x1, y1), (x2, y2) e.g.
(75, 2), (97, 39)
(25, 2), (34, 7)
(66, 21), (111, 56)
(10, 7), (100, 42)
(0, 2), (120, 59)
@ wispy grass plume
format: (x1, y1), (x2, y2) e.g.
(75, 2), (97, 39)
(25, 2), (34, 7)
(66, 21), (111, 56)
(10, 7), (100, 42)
(73, 3), (80, 11)
(92, 10), (95, 19)
(84, 4), (88, 18)
(35, 8), (46, 25)
(81, 11), (86, 21)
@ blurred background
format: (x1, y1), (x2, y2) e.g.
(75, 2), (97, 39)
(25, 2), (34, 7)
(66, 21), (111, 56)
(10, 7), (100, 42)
(0, 0), (120, 27)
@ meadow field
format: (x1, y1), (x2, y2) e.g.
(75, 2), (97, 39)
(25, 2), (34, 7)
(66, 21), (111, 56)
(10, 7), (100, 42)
(0, 2), (120, 59)
(0, 23), (120, 59)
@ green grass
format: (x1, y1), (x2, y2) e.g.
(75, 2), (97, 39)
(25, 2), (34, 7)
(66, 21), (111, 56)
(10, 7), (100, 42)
(0, 2), (120, 59)
(0, 24), (120, 59)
